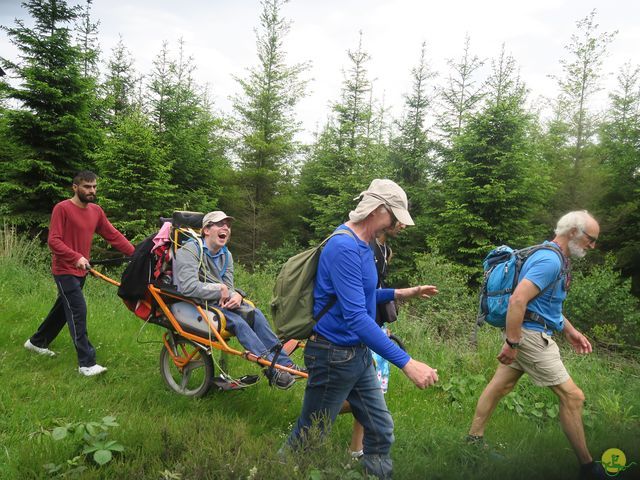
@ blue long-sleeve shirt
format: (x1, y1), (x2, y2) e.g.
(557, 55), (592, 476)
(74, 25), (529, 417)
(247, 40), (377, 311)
(313, 225), (411, 368)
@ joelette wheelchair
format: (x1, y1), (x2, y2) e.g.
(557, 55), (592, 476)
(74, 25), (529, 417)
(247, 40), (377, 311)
(90, 211), (306, 397)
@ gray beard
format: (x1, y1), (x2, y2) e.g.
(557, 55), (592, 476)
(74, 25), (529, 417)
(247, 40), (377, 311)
(568, 239), (586, 258)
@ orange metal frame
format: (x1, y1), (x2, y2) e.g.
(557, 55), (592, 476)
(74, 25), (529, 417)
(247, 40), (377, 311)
(162, 333), (201, 369)
(89, 268), (307, 379)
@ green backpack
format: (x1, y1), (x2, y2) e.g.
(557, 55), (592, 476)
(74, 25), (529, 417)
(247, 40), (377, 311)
(271, 230), (355, 340)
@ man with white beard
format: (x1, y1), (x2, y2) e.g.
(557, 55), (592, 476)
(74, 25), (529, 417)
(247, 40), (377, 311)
(467, 210), (606, 480)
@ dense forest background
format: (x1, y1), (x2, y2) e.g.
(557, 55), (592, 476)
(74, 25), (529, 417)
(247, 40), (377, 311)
(1, 1), (639, 335)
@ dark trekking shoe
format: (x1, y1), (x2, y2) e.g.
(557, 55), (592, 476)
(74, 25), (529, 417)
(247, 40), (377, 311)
(465, 434), (488, 447)
(465, 435), (505, 461)
(264, 368), (296, 390)
(578, 462), (607, 480)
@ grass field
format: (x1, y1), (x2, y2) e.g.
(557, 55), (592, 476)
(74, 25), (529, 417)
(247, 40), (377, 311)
(1, 255), (639, 479)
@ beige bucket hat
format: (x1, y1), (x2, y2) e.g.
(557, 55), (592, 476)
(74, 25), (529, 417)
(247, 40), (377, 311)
(348, 179), (414, 226)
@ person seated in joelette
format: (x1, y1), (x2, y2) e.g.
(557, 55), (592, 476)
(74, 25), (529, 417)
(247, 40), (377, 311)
(172, 211), (299, 390)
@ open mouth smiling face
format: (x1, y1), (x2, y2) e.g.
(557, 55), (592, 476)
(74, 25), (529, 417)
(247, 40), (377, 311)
(209, 224), (231, 248)
(204, 218), (232, 250)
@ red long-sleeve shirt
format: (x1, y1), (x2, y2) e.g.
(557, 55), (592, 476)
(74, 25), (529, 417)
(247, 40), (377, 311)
(48, 199), (134, 276)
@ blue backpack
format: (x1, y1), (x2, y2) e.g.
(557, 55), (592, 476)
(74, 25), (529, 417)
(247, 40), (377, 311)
(477, 243), (566, 328)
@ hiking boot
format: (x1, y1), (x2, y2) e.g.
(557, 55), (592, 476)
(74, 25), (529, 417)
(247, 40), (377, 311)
(465, 434), (488, 447)
(78, 364), (108, 377)
(578, 462), (607, 480)
(465, 435), (505, 460)
(24, 339), (56, 357)
(264, 368), (296, 390)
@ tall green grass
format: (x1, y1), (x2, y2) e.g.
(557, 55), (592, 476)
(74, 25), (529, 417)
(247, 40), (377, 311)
(1, 234), (639, 479)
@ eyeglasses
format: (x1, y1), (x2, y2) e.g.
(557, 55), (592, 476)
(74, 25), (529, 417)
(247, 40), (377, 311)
(383, 204), (398, 227)
(581, 229), (598, 246)
(205, 220), (231, 228)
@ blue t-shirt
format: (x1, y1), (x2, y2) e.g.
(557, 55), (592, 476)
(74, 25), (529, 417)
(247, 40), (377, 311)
(520, 241), (567, 333)
(313, 225), (410, 368)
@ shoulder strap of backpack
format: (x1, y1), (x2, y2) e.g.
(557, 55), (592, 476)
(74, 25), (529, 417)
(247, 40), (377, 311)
(185, 236), (226, 284)
(518, 243), (568, 298)
(312, 228), (359, 322)
(321, 228), (356, 245)
(313, 297), (337, 322)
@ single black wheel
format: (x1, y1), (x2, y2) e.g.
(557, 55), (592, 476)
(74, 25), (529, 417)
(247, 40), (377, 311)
(159, 336), (214, 397)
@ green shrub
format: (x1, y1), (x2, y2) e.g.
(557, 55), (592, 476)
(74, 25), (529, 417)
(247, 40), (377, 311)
(253, 239), (304, 276)
(41, 416), (124, 475)
(0, 223), (49, 270)
(564, 254), (640, 346)
(234, 263), (276, 309)
(407, 252), (477, 339)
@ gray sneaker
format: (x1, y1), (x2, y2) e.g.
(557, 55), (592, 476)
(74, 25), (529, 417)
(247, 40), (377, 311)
(24, 339), (56, 357)
(264, 368), (296, 390)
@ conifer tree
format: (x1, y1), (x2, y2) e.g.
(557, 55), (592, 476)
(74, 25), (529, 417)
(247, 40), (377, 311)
(147, 41), (174, 135)
(334, 33), (373, 153)
(485, 44), (526, 108)
(386, 42), (436, 279)
(232, 0), (308, 262)
(75, 0), (100, 79)
(390, 42), (435, 186)
(598, 63), (640, 294)
(432, 34), (485, 235)
(0, 0), (100, 227)
(436, 34), (485, 141)
(96, 109), (172, 239)
(102, 36), (137, 126)
(300, 34), (389, 240)
(431, 51), (550, 273)
(548, 9), (616, 210)
(146, 40), (231, 216)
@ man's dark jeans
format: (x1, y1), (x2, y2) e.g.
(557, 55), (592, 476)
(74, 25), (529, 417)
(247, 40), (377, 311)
(30, 275), (97, 367)
(286, 337), (394, 479)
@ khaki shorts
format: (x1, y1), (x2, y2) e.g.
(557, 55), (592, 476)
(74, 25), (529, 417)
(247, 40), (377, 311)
(505, 328), (570, 387)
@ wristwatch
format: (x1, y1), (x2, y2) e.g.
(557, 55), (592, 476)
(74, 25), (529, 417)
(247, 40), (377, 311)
(505, 338), (520, 349)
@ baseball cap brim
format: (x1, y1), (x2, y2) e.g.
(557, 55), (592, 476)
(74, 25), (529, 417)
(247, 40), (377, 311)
(390, 206), (414, 226)
(202, 211), (235, 227)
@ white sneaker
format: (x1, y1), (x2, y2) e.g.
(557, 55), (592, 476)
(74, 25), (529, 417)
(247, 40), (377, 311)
(24, 339), (56, 357)
(78, 364), (107, 376)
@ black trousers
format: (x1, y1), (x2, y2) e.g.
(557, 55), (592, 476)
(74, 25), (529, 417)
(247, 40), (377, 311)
(30, 275), (96, 367)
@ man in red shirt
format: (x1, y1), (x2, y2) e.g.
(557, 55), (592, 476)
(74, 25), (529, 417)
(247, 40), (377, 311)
(24, 171), (135, 376)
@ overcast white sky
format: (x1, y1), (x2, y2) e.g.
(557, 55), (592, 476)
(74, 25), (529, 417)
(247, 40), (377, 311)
(2, 0), (639, 141)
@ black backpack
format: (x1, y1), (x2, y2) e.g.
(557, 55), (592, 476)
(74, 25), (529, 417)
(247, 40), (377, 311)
(117, 235), (155, 302)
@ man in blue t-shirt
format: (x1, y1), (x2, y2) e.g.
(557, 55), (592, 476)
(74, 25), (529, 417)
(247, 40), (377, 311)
(468, 210), (606, 480)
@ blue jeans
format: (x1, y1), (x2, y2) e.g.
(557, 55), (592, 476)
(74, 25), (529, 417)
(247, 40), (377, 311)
(286, 337), (394, 479)
(222, 307), (292, 366)
(30, 275), (96, 367)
